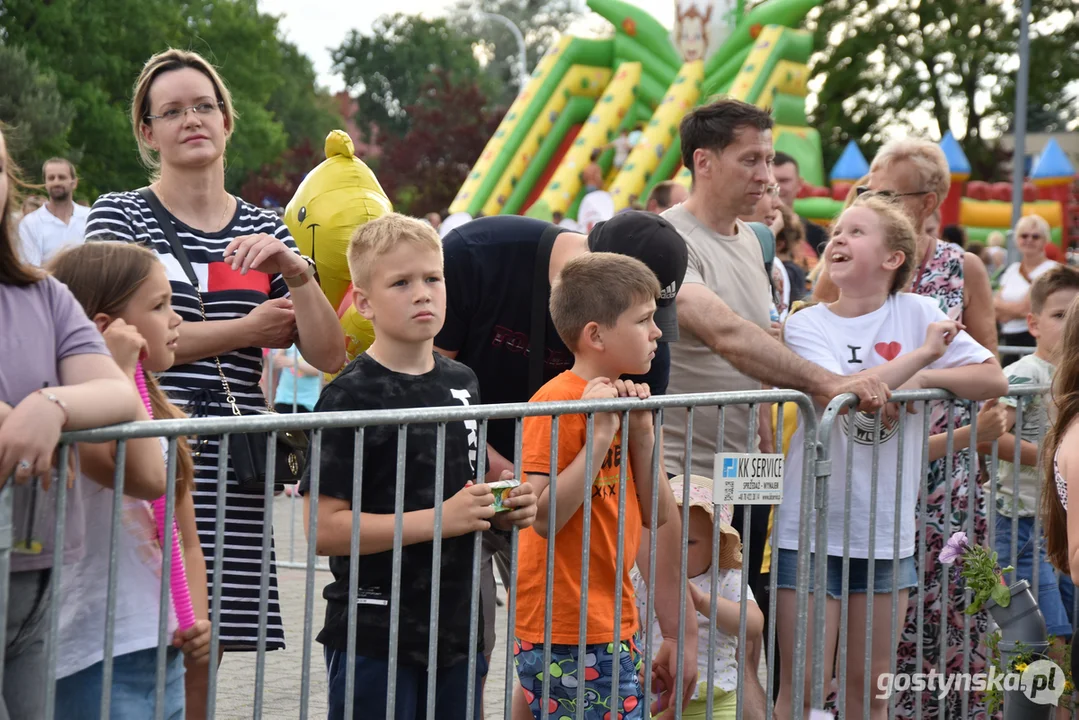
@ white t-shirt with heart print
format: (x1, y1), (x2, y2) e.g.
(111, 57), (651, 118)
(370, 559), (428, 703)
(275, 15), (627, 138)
(776, 293), (993, 559)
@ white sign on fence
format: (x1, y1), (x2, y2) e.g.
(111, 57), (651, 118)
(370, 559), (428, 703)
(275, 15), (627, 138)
(713, 453), (784, 505)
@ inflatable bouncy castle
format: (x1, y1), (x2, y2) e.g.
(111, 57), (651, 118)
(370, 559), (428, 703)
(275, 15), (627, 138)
(791, 133), (1077, 249)
(942, 136), (1075, 248)
(449, 0), (826, 222)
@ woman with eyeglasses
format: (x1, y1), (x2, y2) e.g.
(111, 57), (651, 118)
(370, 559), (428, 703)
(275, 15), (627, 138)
(83, 48), (344, 716)
(995, 214), (1059, 366)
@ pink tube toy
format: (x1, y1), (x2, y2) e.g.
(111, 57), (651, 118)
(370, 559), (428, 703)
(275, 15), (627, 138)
(136, 362), (196, 630)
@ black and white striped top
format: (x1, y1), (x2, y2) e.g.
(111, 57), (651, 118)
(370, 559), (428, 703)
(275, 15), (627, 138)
(85, 190), (296, 411)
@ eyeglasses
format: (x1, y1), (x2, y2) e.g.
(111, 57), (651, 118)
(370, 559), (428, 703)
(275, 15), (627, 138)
(855, 186), (931, 200)
(145, 101), (224, 123)
(1019, 233), (1044, 240)
(766, 184), (781, 197)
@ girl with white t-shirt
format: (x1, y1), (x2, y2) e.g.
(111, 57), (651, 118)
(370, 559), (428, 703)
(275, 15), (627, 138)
(50, 243), (211, 719)
(773, 196), (1007, 720)
(994, 214), (1058, 364)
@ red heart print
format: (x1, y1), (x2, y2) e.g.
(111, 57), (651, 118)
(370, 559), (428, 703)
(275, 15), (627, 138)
(875, 341), (902, 361)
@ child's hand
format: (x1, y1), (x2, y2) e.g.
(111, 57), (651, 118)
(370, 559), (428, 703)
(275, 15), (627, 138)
(582, 377), (620, 438)
(614, 380), (653, 436)
(975, 398), (1007, 444)
(102, 318), (148, 378)
(443, 481), (496, 537)
(172, 619), (212, 661)
(492, 472), (538, 530)
(687, 581), (709, 612)
(922, 320), (964, 361)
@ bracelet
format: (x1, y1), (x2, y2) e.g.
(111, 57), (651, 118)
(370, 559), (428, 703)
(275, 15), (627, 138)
(37, 390), (70, 427)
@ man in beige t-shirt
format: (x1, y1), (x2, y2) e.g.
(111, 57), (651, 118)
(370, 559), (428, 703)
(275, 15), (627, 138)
(662, 101), (777, 476)
(663, 203), (771, 471)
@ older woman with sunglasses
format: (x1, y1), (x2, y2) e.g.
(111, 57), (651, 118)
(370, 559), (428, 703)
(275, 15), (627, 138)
(995, 214), (1058, 365)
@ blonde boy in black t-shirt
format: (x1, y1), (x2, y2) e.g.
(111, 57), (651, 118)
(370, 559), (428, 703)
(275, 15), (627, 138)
(298, 214), (537, 719)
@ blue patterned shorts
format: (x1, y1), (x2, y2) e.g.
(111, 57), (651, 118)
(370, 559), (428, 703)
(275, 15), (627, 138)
(513, 637), (644, 720)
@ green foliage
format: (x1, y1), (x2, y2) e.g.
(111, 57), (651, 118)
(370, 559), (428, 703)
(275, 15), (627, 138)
(0, 44), (74, 177)
(376, 72), (504, 215)
(448, 0), (581, 106)
(808, 0), (1079, 180)
(955, 543), (1012, 615)
(0, 0), (342, 198)
(332, 14), (495, 138)
(984, 632), (1075, 715)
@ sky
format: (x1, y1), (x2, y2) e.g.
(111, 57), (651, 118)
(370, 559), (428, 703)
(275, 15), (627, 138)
(258, 0), (674, 93)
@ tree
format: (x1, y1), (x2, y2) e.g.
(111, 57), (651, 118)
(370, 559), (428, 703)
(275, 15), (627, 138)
(0, 0), (342, 197)
(266, 41), (344, 150)
(331, 14), (496, 138)
(449, 0), (580, 105)
(809, 0), (1079, 180)
(376, 72), (503, 215)
(239, 137), (321, 209)
(0, 44), (74, 179)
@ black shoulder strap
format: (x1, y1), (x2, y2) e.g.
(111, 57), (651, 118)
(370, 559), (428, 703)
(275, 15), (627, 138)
(528, 224), (564, 395)
(137, 187), (197, 287)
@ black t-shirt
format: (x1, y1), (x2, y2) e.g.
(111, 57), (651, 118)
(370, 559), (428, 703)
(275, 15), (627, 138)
(297, 353), (482, 666)
(435, 216), (575, 460)
(802, 216), (829, 256)
(436, 215), (669, 460)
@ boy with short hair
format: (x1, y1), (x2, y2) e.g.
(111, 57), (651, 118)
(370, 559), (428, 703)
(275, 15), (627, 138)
(984, 265), (1079, 640)
(514, 252), (675, 719)
(300, 213), (538, 719)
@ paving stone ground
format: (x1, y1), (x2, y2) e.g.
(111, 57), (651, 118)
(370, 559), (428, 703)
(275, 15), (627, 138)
(214, 494), (766, 718)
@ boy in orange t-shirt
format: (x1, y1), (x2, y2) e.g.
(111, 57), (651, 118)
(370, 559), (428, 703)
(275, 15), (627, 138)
(514, 252), (674, 719)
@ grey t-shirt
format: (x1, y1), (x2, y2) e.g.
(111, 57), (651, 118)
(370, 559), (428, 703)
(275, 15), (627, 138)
(994, 353), (1055, 518)
(661, 206), (771, 477)
(1, 276), (110, 572)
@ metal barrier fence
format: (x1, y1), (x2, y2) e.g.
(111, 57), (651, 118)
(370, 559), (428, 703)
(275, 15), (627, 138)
(0, 383), (1071, 720)
(268, 344), (1039, 578)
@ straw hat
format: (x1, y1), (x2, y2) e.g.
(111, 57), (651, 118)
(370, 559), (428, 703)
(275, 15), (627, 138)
(669, 474), (743, 570)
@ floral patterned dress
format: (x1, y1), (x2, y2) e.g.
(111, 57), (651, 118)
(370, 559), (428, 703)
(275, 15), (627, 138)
(894, 240), (994, 719)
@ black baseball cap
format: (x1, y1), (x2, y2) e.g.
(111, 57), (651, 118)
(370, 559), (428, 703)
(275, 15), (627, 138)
(587, 210), (688, 342)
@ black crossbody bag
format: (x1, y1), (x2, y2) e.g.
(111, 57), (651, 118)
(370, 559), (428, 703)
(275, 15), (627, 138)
(137, 187), (308, 490)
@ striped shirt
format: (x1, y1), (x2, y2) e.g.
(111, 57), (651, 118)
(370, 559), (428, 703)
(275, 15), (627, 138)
(85, 189), (294, 649)
(85, 190), (295, 408)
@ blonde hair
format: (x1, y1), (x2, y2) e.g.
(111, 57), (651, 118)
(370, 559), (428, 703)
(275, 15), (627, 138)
(870, 139), (950, 210)
(550, 252), (660, 353)
(1015, 214), (1052, 244)
(131, 49), (238, 174)
(847, 195), (919, 294)
(987, 230), (1007, 248)
(347, 213), (442, 288)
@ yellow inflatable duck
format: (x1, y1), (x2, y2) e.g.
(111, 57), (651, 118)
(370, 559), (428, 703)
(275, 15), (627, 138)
(284, 130), (392, 370)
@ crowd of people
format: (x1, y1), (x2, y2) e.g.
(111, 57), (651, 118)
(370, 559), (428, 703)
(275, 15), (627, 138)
(2, 45), (1079, 720)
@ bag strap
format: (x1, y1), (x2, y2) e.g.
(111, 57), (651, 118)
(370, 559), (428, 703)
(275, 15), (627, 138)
(138, 187), (198, 286)
(136, 186), (250, 416)
(528, 224), (565, 395)
(747, 221), (778, 300)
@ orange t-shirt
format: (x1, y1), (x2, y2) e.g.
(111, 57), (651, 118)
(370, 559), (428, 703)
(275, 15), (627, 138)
(515, 371), (641, 644)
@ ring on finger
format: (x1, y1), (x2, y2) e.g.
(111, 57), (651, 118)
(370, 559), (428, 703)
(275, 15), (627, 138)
(17, 459), (33, 472)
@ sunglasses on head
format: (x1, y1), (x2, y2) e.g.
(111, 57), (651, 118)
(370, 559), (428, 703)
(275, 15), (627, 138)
(855, 186), (931, 200)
